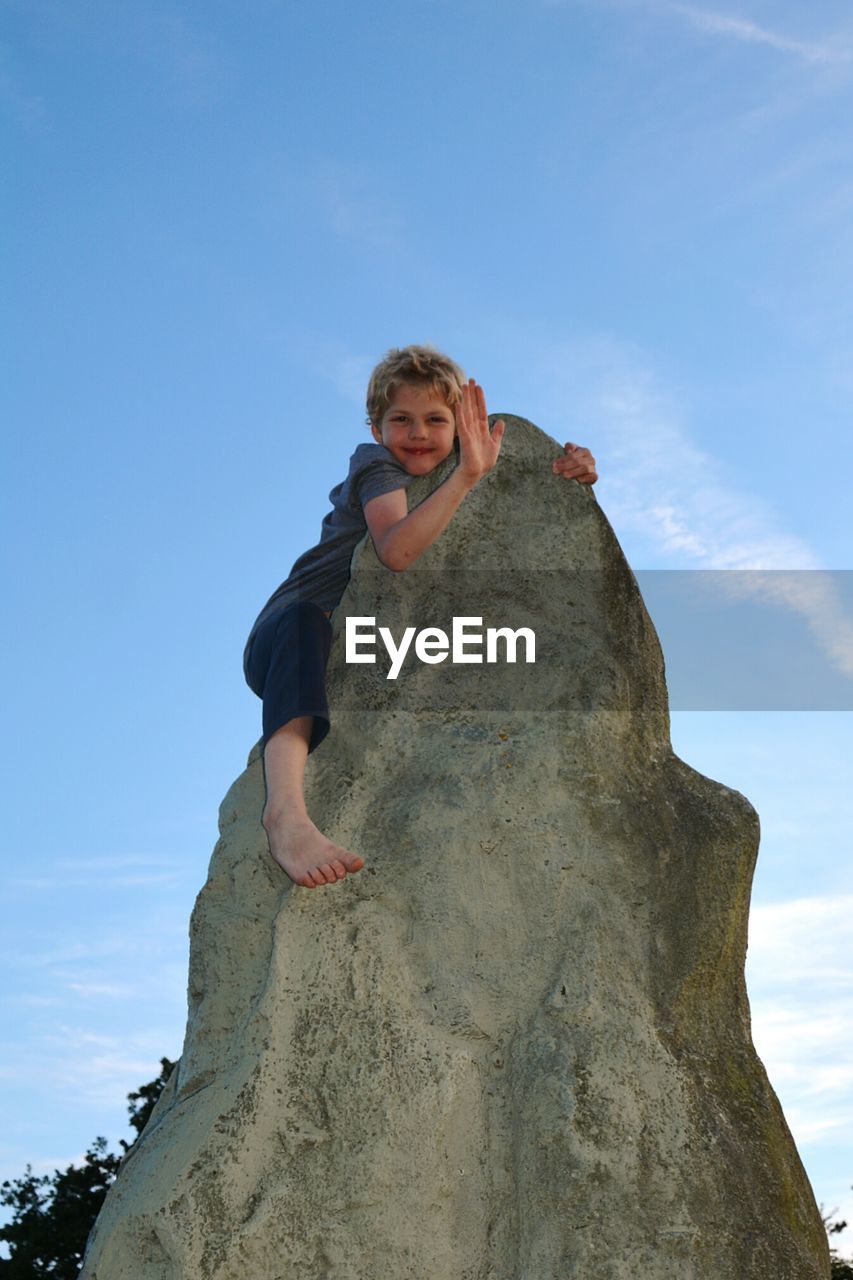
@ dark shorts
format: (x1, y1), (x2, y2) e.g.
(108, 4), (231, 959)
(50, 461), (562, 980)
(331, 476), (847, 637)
(243, 601), (333, 753)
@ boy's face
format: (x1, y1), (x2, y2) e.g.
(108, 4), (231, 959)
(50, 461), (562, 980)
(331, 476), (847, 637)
(370, 382), (457, 476)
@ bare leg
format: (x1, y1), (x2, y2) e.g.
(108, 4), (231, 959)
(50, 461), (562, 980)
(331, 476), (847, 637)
(262, 715), (365, 888)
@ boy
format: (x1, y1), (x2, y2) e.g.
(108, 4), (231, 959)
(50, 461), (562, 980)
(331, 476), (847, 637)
(244, 345), (597, 890)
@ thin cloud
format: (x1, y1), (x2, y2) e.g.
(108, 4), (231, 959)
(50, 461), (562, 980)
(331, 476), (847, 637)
(58, 1056), (177, 1113)
(9, 993), (62, 1008)
(279, 332), (376, 411)
(65, 982), (136, 999)
(547, 0), (852, 66)
(666, 4), (851, 66)
(1, 1025), (179, 1097)
(746, 894), (853, 1208)
(530, 336), (853, 684)
(733, 573), (853, 679)
(9, 854), (188, 894)
(748, 899), (853, 1091)
(552, 347), (820, 569)
(13, 872), (181, 891)
(54, 855), (179, 871)
(748, 895), (853, 981)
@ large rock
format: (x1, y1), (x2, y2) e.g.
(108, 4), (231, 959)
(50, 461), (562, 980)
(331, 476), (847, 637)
(81, 417), (829, 1279)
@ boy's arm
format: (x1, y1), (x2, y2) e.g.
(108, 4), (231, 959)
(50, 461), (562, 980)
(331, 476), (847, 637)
(364, 467), (476, 573)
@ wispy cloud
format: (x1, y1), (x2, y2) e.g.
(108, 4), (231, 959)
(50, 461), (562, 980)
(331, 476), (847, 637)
(9, 854), (187, 894)
(53, 855), (179, 871)
(16, 874), (182, 893)
(14, 872), (181, 891)
(749, 895), (853, 984)
(666, 4), (851, 66)
(279, 332), (376, 412)
(65, 981), (136, 999)
(528, 336), (853, 684)
(0, 1025), (180, 1103)
(724, 572), (853, 679)
(563, 0), (853, 68)
(747, 894), (853, 1229)
(23, 1027), (180, 1126)
(533, 337), (815, 568)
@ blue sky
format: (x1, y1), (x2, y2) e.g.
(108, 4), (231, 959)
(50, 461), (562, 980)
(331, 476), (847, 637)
(3, 0), (852, 1251)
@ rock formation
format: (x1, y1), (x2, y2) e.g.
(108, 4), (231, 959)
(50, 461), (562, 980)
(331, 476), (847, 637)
(81, 416), (830, 1279)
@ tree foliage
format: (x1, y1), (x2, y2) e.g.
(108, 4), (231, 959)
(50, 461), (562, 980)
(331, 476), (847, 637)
(825, 1197), (853, 1280)
(0, 1058), (175, 1277)
(119, 1058), (175, 1152)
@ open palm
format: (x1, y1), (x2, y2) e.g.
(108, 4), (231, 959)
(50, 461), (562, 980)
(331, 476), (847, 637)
(455, 379), (505, 486)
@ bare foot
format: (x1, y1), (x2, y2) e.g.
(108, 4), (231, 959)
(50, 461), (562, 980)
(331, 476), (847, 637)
(262, 810), (365, 888)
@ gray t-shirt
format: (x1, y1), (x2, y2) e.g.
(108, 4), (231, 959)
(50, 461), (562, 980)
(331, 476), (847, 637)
(244, 442), (415, 658)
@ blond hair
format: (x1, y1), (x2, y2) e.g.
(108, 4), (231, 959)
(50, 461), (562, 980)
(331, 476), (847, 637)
(365, 344), (466, 427)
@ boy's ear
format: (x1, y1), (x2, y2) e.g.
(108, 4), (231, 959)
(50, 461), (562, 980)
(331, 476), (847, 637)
(369, 420), (382, 443)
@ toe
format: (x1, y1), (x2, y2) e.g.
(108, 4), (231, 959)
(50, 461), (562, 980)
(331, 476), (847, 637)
(330, 859), (347, 879)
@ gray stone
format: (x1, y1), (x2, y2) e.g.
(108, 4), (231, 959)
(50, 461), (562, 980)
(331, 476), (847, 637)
(81, 416), (830, 1279)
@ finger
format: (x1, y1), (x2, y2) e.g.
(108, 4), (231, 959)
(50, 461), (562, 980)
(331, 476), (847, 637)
(457, 407), (474, 441)
(458, 376), (471, 422)
(566, 443), (593, 462)
(455, 387), (471, 432)
(475, 381), (486, 425)
(491, 418), (505, 443)
(554, 450), (594, 468)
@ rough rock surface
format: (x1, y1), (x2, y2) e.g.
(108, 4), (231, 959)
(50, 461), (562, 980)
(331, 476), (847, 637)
(81, 417), (830, 1279)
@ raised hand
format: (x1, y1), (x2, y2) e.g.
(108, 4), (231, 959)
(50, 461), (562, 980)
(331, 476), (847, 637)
(552, 442), (598, 485)
(455, 379), (505, 487)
